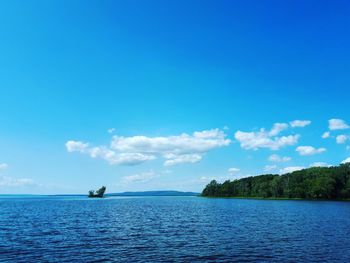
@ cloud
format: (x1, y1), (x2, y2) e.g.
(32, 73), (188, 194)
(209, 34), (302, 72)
(341, 157), (350, 164)
(89, 147), (156, 165)
(322, 132), (330, 139)
(0, 163), (8, 171)
(264, 165), (277, 172)
(290, 120), (311, 128)
(163, 154), (202, 166)
(111, 129), (230, 154)
(329, 119), (350, 130)
(235, 123), (299, 150)
(310, 162), (331, 168)
(66, 141), (89, 152)
(0, 176), (34, 187)
(122, 171), (156, 184)
(66, 129), (230, 166)
(268, 154), (291, 162)
(228, 167), (240, 175)
(108, 128), (116, 134)
(66, 142), (156, 165)
(280, 166), (305, 174)
(269, 123), (289, 136)
(296, 146), (326, 156)
(336, 135), (349, 144)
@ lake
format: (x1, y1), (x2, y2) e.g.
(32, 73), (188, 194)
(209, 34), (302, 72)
(1, 196), (350, 262)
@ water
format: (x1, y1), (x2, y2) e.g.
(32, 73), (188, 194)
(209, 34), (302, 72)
(1, 196), (350, 262)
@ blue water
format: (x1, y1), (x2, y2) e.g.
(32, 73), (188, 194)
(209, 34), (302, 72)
(1, 196), (350, 262)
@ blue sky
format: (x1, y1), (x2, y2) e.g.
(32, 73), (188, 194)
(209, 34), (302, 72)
(0, 0), (350, 194)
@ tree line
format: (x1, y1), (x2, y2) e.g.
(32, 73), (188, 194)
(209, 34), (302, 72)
(202, 163), (350, 199)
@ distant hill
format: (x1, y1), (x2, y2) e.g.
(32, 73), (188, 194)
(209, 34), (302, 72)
(107, 190), (199, 197)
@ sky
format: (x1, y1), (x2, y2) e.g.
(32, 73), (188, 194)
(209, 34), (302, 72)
(0, 0), (350, 194)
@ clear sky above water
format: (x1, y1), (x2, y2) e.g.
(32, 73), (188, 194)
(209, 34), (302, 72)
(0, 0), (349, 194)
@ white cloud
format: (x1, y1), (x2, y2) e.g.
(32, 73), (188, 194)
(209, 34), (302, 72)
(296, 146), (326, 156)
(329, 119), (350, 130)
(235, 123), (299, 150)
(310, 162), (331, 168)
(66, 141), (89, 152)
(341, 157), (350, 164)
(290, 120), (311, 128)
(0, 176), (34, 187)
(0, 163), (8, 171)
(66, 142), (156, 165)
(111, 129), (230, 154)
(264, 165), (277, 172)
(108, 128), (116, 134)
(322, 132), (330, 139)
(164, 154), (202, 166)
(269, 123), (289, 136)
(122, 171), (156, 184)
(336, 135), (349, 144)
(268, 154), (291, 162)
(66, 129), (230, 166)
(89, 147), (156, 165)
(228, 167), (240, 175)
(280, 166), (305, 174)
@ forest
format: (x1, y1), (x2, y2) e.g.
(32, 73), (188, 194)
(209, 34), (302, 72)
(202, 163), (350, 199)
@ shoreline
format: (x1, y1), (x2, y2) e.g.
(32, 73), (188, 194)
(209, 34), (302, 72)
(200, 196), (350, 201)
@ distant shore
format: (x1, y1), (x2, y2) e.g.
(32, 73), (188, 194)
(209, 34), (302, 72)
(0, 191), (200, 197)
(200, 195), (350, 201)
(201, 164), (350, 200)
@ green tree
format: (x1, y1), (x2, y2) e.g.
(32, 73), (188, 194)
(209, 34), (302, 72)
(201, 164), (350, 199)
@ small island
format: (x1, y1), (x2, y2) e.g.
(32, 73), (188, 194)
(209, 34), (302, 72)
(202, 163), (350, 200)
(88, 186), (106, 198)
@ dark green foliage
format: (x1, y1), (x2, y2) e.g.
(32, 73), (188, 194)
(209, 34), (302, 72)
(202, 163), (350, 199)
(88, 186), (106, 198)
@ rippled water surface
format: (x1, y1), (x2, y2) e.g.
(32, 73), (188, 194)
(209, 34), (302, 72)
(1, 196), (350, 262)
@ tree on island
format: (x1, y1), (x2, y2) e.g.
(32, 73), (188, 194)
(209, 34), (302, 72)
(88, 186), (106, 198)
(202, 163), (350, 199)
